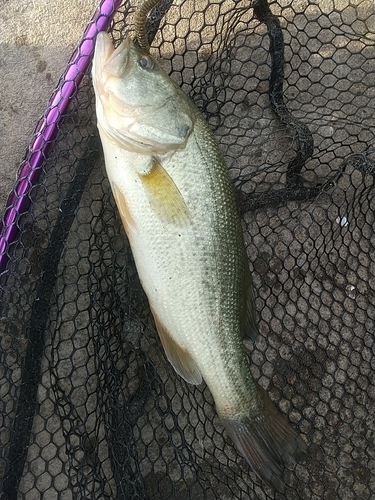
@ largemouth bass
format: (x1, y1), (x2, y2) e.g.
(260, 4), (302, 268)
(92, 31), (306, 490)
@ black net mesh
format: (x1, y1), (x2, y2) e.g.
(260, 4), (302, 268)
(1, 0), (375, 498)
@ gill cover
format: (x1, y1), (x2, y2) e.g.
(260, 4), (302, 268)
(93, 32), (194, 153)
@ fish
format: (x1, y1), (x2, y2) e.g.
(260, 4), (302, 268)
(92, 31), (306, 491)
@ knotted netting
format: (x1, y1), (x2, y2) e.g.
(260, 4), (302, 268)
(1, 0), (374, 498)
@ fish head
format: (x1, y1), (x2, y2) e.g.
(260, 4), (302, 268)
(93, 32), (195, 154)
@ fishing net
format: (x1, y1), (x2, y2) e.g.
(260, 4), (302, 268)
(1, 0), (374, 498)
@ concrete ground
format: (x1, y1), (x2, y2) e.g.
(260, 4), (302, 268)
(0, 0), (98, 213)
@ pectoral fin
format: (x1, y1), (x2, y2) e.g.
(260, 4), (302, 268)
(139, 159), (190, 225)
(152, 310), (202, 385)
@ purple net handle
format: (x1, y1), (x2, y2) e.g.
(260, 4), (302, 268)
(0, 0), (122, 275)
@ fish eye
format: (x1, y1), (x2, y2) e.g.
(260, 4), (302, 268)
(139, 55), (155, 70)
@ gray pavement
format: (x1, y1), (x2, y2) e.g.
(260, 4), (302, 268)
(0, 0), (98, 211)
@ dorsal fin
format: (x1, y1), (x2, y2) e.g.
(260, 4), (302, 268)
(241, 265), (258, 344)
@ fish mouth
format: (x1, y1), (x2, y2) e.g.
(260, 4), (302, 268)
(102, 36), (132, 77)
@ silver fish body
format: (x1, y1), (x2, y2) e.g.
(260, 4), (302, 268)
(93, 32), (305, 490)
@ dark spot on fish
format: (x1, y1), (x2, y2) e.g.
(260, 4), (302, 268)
(46, 72), (52, 83)
(37, 59), (47, 73)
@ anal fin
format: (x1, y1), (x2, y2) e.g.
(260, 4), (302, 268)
(152, 310), (202, 385)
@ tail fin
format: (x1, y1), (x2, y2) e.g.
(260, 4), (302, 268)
(219, 387), (307, 492)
